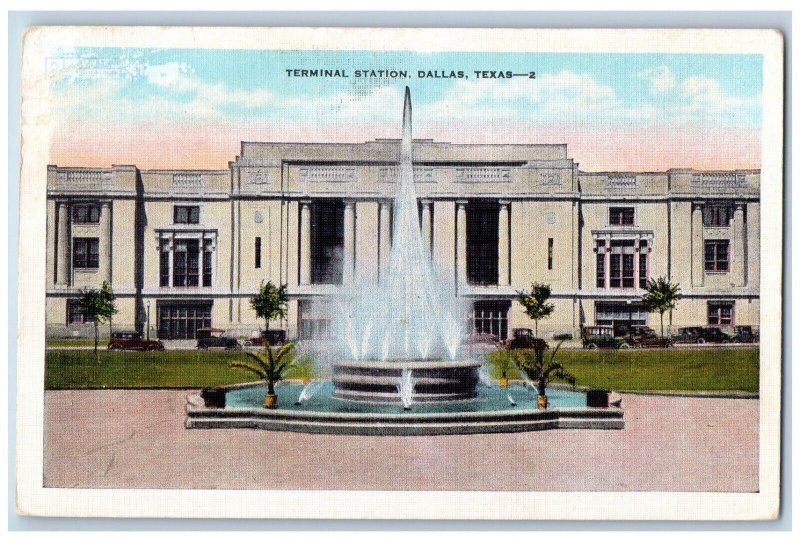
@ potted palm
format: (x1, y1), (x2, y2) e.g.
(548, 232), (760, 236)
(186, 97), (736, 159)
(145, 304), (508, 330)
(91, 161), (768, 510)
(494, 348), (513, 387)
(515, 339), (576, 409)
(230, 341), (296, 408)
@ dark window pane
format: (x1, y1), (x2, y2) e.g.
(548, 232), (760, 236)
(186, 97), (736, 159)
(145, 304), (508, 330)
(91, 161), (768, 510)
(311, 200), (345, 284)
(466, 201), (499, 286)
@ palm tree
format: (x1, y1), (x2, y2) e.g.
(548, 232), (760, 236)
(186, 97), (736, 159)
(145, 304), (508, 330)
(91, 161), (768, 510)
(641, 277), (681, 338)
(514, 339), (576, 409)
(517, 282), (555, 338)
(229, 342), (296, 408)
(249, 281), (288, 336)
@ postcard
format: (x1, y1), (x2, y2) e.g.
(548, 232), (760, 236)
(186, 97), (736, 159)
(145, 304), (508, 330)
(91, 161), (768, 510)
(16, 26), (783, 520)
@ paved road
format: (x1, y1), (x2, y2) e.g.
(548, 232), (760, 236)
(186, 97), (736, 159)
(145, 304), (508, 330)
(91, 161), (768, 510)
(43, 390), (758, 492)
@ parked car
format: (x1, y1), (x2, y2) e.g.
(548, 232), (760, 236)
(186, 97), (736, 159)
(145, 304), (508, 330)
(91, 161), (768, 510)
(731, 325), (759, 343)
(623, 326), (674, 348)
(505, 328), (549, 351)
(196, 328), (241, 350)
(673, 326), (732, 344)
(107, 331), (164, 351)
(581, 326), (628, 349)
(246, 329), (288, 347)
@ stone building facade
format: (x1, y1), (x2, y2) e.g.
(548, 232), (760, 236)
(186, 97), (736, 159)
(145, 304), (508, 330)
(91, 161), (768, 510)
(45, 139), (760, 341)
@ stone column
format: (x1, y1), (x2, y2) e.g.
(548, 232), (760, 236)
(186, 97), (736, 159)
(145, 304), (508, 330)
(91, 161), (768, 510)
(100, 201), (112, 284)
(379, 200), (392, 277)
(56, 202), (70, 286)
(497, 200), (510, 286)
(691, 202), (704, 287)
(456, 200), (468, 286)
(420, 199), (433, 254)
(732, 202), (745, 287)
(343, 200), (356, 283)
(299, 200), (312, 285)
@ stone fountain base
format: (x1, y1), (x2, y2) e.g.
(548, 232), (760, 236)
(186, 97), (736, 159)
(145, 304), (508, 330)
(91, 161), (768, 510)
(332, 359), (481, 404)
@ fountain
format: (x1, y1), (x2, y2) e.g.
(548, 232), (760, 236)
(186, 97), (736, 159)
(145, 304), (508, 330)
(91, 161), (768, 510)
(185, 87), (625, 434)
(330, 87), (480, 405)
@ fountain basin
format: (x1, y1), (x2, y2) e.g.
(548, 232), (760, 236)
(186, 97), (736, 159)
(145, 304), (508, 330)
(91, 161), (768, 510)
(332, 359), (481, 404)
(185, 381), (625, 435)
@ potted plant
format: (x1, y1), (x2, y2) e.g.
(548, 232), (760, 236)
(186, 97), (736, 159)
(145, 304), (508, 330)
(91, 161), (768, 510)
(493, 348), (514, 387)
(249, 280), (289, 340)
(230, 341), (296, 408)
(514, 339), (576, 409)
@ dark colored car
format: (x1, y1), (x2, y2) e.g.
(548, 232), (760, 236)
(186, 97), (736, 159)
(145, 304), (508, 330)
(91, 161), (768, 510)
(624, 326), (674, 348)
(108, 331), (164, 351)
(247, 329), (288, 347)
(581, 326), (629, 349)
(673, 326), (732, 344)
(196, 328), (241, 350)
(731, 325), (759, 343)
(506, 328), (549, 351)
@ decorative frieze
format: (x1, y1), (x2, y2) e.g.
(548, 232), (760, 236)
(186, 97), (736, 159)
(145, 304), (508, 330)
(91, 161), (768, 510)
(455, 167), (511, 183)
(244, 170), (275, 185)
(606, 175), (637, 190)
(299, 166), (355, 183)
(56, 170), (113, 185)
(539, 172), (562, 186)
(378, 167), (435, 183)
(173, 173), (204, 186)
(692, 172), (747, 189)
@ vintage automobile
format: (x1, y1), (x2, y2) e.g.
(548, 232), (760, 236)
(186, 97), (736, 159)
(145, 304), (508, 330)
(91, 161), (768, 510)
(623, 326), (674, 348)
(196, 328), (241, 350)
(245, 329), (288, 347)
(505, 328), (549, 351)
(581, 326), (629, 349)
(730, 325), (759, 343)
(673, 326), (732, 344)
(107, 331), (165, 351)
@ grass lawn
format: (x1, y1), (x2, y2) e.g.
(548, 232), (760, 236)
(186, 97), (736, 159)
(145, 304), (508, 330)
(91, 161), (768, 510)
(487, 347), (759, 393)
(45, 349), (319, 390)
(46, 339), (98, 348)
(45, 347), (758, 393)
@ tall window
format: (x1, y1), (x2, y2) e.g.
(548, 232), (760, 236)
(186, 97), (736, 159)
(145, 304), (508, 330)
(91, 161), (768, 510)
(255, 237), (262, 269)
(609, 240), (635, 288)
(638, 240), (649, 288)
(311, 200), (345, 285)
(67, 299), (94, 324)
(595, 241), (606, 288)
(466, 201), (499, 286)
(609, 207), (635, 226)
(202, 239), (213, 287)
(703, 204), (732, 227)
(72, 238), (99, 269)
(159, 239), (170, 287)
(173, 205), (200, 224)
(173, 239), (200, 287)
(547, 238), (554, 270)
(704, 240), (730, 272)
(72, 204), (101, 224)
(708, 303), (734, 325)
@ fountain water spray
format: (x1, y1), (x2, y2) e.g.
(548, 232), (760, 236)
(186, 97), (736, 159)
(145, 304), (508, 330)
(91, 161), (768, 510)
(397, 369), (416, 410)
(295, 380), (324, 405)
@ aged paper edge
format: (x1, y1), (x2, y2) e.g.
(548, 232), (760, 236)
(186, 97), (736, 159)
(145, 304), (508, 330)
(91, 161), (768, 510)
(15, 26), (784, 520)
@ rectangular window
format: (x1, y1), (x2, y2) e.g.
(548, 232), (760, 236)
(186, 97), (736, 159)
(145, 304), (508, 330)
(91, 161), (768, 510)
(72, 204), (101, 224)
(203, 239), (213, 287)
(703, 205), (732, 227)
(157, 301), (212, 340)
(311, 200), (345, 285)
(173, 239), (200, 287)
(708, 303), (734, 326)
(72, 237), (99, 269)
(67, 298), (95, 324)
(704, 240), (730, 272)
(173, 205), (200, 224)
(609, 207), (635, 226)
(547, 238), (554, 270)
(638, 240), (649, 289)
(596, 241), (606, 288)
(255, 237), (262, 269)
(159, 239), (170, 287)
(471, 300), (511, 341)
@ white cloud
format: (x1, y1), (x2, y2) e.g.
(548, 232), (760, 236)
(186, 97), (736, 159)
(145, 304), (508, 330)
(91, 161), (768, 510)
(637, 66), (676, 94)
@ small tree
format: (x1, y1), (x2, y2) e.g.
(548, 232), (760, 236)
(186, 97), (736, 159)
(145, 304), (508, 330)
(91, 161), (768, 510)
(517, 282), (555, 338)
(514, 339), (576, 408)
(78, 281), (118, 357)
(230, 342), (296, 408)
(249, 281), (288, 335)
(641, 277), (681, 338)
